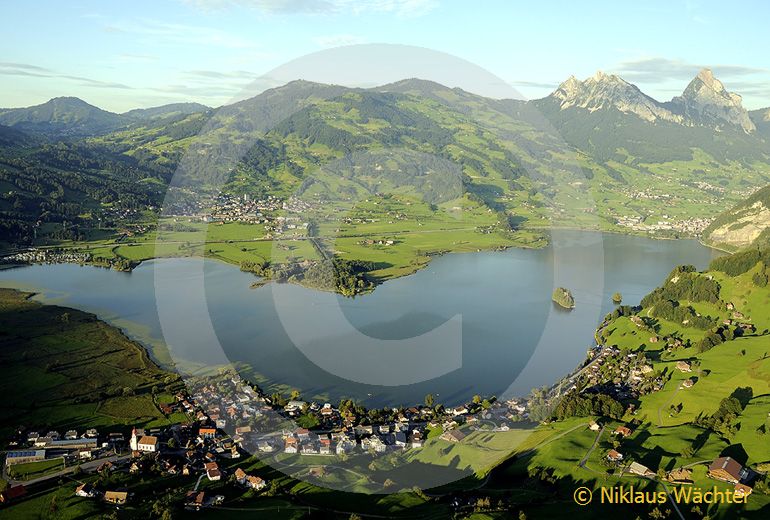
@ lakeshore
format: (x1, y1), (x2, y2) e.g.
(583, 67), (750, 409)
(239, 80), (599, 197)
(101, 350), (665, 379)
(0, 230), (723, 408)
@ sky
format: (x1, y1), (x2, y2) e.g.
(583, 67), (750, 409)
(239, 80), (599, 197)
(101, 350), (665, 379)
(2, 0), (770, 112)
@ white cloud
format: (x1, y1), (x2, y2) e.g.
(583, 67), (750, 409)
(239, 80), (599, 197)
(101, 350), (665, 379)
(609, 57), (770, 108)
(313, 34), (366, 48)
(0, 62), (133, 90)
(610, 57), (768, 84)
(179, 0), (439, 16)
(104, 20), (259, 49)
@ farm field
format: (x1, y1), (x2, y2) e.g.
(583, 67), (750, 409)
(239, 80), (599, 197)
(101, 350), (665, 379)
(0, 288), (185, 439)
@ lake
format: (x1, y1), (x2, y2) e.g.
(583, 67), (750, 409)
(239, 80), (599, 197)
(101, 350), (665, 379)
(0, 231), (722, 407)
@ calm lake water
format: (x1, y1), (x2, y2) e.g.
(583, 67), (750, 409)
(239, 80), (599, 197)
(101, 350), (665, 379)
(0, 231), (722, 406)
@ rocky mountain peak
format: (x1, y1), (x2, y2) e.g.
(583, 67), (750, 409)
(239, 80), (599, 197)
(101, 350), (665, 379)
(672, 69), (755, 133)
(549, 71), (682, 124)
(589, 70), (623, 84)
(695, 68), (723, 92)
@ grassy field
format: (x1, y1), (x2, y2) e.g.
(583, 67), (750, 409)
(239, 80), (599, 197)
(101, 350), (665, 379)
(492, 260), (770, 518)
(0, 288), (185, 439)
(43, 193), (546, 286)
(7, 458), (65, 481)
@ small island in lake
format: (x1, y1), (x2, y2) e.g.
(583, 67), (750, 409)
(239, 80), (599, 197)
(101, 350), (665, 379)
(552, 287), (575, 309)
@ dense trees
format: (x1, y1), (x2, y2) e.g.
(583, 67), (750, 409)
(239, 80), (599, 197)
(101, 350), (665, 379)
(552, 391), (624, 420)
(710, 249), (770, 276)
(695, 387), (753, 437)
(240, 257), (376, 296)
(648, 300), (715, 330)
(0, 141), (167, 242)
(640, 265), (721, 308)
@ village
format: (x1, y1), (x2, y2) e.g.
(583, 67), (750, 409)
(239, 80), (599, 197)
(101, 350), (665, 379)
(1, 370), (533, 511)
(613, 213), (714, 236)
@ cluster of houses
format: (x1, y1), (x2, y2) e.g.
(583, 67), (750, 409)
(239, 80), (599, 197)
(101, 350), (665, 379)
(598, 423), (636, 464)
(65, 423), (271, 510)
(197, 194), (312, 236)
(0, 249), (91, 266)
(5, 428), (101, 470)
(2, 368), (534, 510)
(358, 238), (396, 247)
(182, 374), (518, 458)
(580, 346), (665, 402)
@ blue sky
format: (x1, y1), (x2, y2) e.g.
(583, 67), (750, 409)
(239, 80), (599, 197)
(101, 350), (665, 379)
(2, 0), (769, 112)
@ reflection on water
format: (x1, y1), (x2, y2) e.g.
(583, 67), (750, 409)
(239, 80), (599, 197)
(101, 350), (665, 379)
(0, 231), (721, 406)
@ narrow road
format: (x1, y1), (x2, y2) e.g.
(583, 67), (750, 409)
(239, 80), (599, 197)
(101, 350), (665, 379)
(645, 476), (686, 520)
(657, 384), (682, 426)
(578, 425), (606, 469)
(193, 473), (206, 492)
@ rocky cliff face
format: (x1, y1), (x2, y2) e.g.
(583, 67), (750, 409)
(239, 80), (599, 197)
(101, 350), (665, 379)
(668, 69), (756, 134)
(550, 71), (683, 124)
(703, 184), (770, 250)
(750, 107), (770, 136)
(547, 68), (756, 134)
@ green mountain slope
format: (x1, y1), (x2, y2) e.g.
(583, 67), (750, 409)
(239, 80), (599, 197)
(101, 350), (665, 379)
(3, 71), (770, 251)
(0, 97), (126, 137)
(122, 102), (210, 121)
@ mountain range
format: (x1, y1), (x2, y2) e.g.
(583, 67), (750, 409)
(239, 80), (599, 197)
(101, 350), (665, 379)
(0, 98), (211, 137)
(546, 68), (757, 134)
(1, 68), (765, 139)
(2, 68), (770, 247)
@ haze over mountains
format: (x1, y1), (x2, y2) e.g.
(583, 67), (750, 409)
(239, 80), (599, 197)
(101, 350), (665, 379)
(0, 68), (766, 139)
(2, 68), (770, 246)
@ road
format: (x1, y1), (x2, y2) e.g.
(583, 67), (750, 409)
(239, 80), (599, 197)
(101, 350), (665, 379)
(578, 425), (606, 470)
(657, 384), (682, 426)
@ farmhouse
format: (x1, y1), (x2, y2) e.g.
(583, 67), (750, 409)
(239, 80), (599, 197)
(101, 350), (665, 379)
(284, 437), (298, 454)
(628, 462), (654, 477)
(667, 468), (693, 484)
(75, 483), (98, 498)
(607, 449), (624, 462)
(440, 429), (466, 443)
(185, 491), (206, 510)
(246, 476), (266, 490)
(676, 361), (692, 373)
(708, 457), (746, 484)
(614, 425), (633, 437)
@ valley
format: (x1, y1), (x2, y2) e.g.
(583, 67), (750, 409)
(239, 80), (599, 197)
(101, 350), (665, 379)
(3, 64), (770, 519)
(2, 71), (770, 296)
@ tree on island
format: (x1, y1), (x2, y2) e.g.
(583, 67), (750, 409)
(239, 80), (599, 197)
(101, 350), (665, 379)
(552, 287), (575, 309)
(612, 292), (623, 304)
